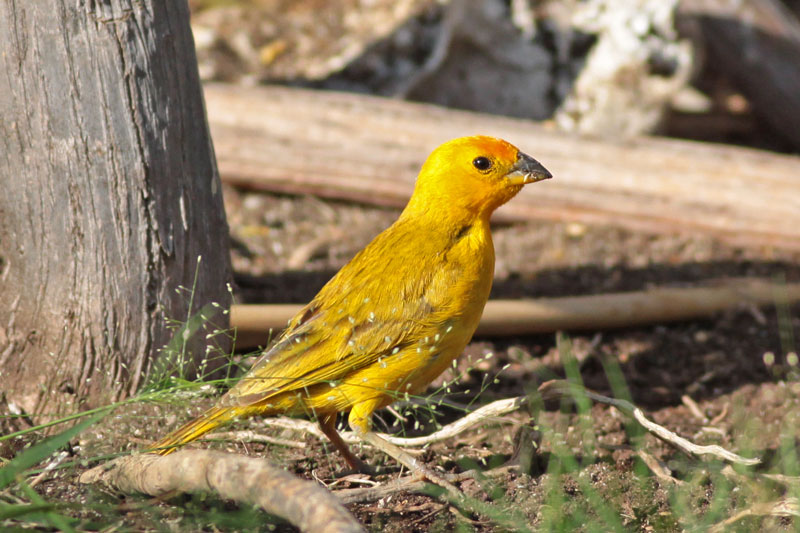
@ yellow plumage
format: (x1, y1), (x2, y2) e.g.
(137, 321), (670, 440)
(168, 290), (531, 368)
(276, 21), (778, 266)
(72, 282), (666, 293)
(149, 136), (551, 470)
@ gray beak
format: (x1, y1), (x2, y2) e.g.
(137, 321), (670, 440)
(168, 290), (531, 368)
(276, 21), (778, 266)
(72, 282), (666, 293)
(506, 151), (553, 185)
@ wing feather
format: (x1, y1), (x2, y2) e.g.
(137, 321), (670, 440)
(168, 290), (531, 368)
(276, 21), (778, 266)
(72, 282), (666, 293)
(225, 218), (460, 407)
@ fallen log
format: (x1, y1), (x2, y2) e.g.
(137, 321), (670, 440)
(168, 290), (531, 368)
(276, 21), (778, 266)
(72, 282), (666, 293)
(204, 83), (800, 252)
(230, 278), (800, 349)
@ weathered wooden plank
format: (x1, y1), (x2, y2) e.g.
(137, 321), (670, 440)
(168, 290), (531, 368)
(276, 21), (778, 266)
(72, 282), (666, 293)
(204, 83), (800, 251)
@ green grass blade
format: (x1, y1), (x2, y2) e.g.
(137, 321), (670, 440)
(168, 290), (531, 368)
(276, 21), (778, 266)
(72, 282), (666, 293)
(0, 503), (57, 520)
(17, 480), (77, 532)
(0, 409), (109, 489)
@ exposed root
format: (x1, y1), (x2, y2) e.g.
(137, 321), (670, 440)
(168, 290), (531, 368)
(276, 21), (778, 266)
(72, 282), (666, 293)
(79, 451), (362, 533)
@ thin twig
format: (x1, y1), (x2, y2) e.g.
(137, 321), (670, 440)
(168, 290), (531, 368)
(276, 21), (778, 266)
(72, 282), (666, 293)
(205, 430), (306, 448)
(761, 473), (800, 485)
(252, 396), (525, 448)
(408, 503), (447, 527)
(708, 497), (800, 533)
(385, 405), (408, 423)
(722, 465), (800, 488)
(333, 466), (514, 504)
(538, 380), (761, 466)
(635, 450), (684, 486)
(681, 394), (708, 423)
(318, 472), (379, 490)
(28, 451), (69, 488)
(377, 397), (526, 447)
(709, 402), (730, 425)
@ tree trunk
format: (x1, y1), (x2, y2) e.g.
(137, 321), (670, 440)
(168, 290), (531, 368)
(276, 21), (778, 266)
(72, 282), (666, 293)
(0, 1), (232, 419)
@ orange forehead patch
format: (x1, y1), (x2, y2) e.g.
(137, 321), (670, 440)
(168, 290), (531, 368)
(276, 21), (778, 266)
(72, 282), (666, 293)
(443, 135), (519, 163)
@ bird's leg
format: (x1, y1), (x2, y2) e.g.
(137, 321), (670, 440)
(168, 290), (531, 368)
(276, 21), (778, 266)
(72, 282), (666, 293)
(318, 414), (374, 475)
(348, 402), (461, 496)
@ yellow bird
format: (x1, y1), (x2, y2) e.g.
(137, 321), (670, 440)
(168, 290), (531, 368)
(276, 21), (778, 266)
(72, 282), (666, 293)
(149, 136), (551, 483)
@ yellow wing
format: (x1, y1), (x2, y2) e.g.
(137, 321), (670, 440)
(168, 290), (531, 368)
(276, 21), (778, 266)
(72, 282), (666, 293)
(225, 217), (477, 407)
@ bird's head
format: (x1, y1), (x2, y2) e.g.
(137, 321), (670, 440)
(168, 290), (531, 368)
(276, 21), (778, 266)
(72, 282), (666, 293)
(407, 136), (552, 221)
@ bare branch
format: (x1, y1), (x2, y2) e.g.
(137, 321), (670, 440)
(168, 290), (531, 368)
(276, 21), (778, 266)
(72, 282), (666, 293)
(708, 498), (800, 533)
(79, 451), (363, 533)
(636, 450), (685, 486)
(237, 397), (525, 449)
(205, 430), (307, 448)
(333, 466), (514, 505)
(538, 380), (761, 466)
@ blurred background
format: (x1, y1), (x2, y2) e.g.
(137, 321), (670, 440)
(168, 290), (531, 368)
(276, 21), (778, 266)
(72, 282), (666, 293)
(190, 0), (800, 151)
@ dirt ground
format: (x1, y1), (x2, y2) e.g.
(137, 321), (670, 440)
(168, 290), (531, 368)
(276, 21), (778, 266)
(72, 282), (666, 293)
(29, 183), (798, 532)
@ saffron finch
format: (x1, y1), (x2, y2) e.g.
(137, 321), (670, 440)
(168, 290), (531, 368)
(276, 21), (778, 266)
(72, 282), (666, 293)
(149, 136), (551, 484)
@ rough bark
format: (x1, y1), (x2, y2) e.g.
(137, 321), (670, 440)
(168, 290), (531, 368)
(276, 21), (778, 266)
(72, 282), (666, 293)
(0, 2), (231, 418)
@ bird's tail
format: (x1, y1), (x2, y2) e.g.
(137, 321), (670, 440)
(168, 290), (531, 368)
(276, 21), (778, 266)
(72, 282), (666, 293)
(147, 406), (237, 456)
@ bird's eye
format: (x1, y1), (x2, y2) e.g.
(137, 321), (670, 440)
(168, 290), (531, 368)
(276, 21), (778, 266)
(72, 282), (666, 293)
(472, 157), (492, 171)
